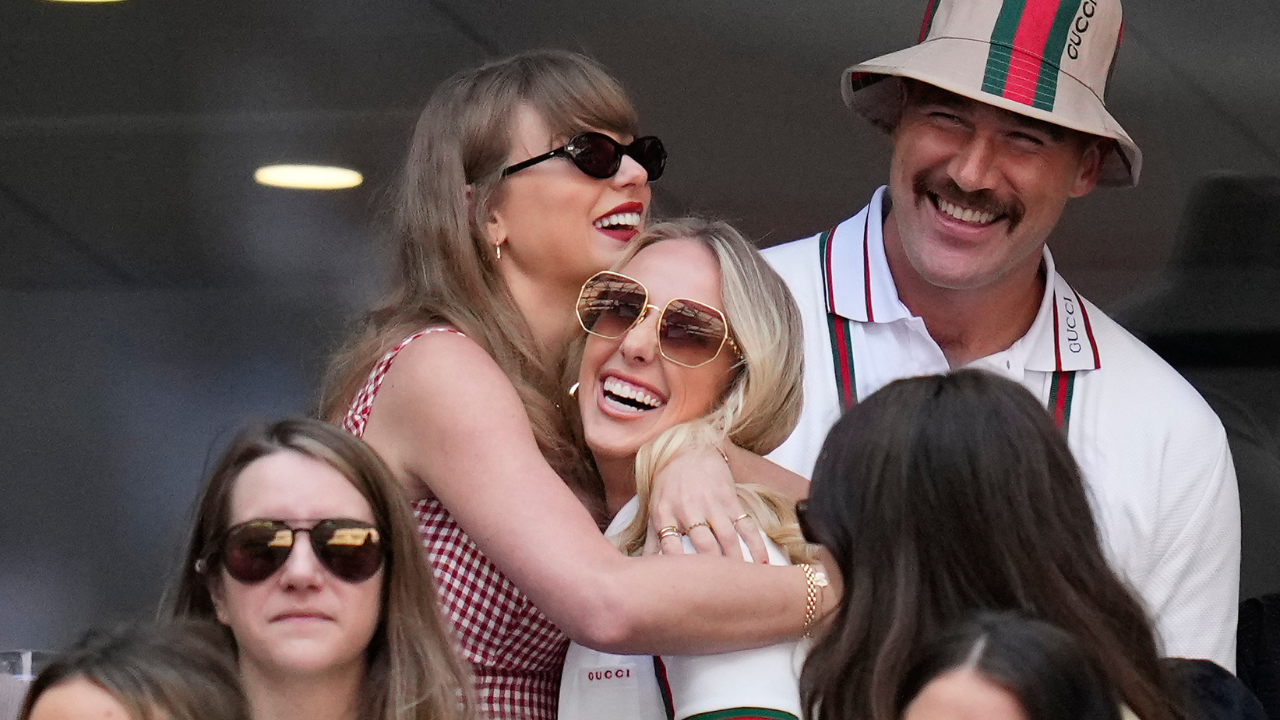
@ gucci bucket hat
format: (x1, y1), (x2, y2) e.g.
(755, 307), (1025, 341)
(843, 0), (1142, 186)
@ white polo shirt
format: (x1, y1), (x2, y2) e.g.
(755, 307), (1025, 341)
(558, 497), (805, 720)
(763, 187), (1240, 670)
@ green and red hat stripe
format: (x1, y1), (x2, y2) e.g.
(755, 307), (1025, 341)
(918, 0), (940, 42)
(981, 0), (1082, 111)
(1104, 19), (1124, 97)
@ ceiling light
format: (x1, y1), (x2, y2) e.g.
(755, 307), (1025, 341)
(254, 165), (362, 190)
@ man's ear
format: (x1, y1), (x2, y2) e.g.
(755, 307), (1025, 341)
(1069, 138), (1107, 198)
(887, 78), (912, 135)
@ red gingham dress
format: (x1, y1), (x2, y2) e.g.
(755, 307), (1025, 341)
(344, 328), (569, 720)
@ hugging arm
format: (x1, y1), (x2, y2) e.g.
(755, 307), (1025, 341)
(646, 442), (810, 559)
(359, 332), (832, 655)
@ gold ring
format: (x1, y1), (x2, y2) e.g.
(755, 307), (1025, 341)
(657, 526), (681, 540)
(732, 513), (752, 524)
(684, 520), (711, 532)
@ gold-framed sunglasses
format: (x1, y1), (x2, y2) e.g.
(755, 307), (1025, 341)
(576, 270), (738, 369)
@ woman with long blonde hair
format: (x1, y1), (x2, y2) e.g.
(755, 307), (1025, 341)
(321, 51), (825, 719)
(559, 218), (813, 720)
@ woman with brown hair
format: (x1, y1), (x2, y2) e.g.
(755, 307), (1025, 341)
(320, 51), (822, 719)
(799, 370), (1184, 720)
(169, 418), (475, 720)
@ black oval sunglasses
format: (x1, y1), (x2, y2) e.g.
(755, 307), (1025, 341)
(501, 132), (666, 182)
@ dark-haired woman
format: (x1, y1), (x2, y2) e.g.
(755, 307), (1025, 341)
(799, 370), (1183, 720)
(899, 612), (1126, 720)
(321, 50), (823, 719)
(20, 621), (248, 720)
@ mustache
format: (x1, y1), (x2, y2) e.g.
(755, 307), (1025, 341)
(912, 173), (1025, 232)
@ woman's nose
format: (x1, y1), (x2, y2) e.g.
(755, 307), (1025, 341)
(618, 307), (660, 364)
(279, 533), (324, 589)
(612, 153), (649, 188)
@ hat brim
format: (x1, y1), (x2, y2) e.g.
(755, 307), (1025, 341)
(842, 37), (1142, 187)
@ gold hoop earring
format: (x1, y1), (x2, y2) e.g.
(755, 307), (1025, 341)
(568, 382), (579, 397)
(495, 242), (503, 261)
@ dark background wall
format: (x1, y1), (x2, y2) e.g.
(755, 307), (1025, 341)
(3, 0), (1278, 650)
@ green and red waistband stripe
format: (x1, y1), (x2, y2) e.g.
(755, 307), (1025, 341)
(653, 657), (675, 719)
(685, 710), (798, 720)
(981, 0), (1082, 111)
(652, 656), (798, 720)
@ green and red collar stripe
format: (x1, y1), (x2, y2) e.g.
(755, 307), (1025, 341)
(1046, 285), (1098, 434)
(1051, 288), (1100, 371)
(818, 216), (1090, 432)
(820, 221), (874, 322)
(1048, 369), (1077, 433)
(820, 223), (869, 412)
(981, 0), (1083, 111)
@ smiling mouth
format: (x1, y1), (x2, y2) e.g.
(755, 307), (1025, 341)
(914, 174), (1022, 231)
(933, 195), (997, 225)
(593, 211), (642, 233)
(602, 376), (665, 412)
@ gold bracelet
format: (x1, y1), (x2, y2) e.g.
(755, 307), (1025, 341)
(802, 563), (830, 638)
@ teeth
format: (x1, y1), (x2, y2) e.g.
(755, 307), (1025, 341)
(594, 211), (642, 230)
(936, 198), (995, 225)
(602, 376), (664, 409)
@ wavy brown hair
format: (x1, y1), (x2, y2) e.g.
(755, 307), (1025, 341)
(167, 418), (475, 720)
(320, 50), (640, 518)
(800, 371), (1183, 720)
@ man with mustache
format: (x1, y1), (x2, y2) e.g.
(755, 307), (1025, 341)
(763, 0), (1240, 669)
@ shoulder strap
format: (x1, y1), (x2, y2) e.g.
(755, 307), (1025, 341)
(343, 326), (465, 437)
